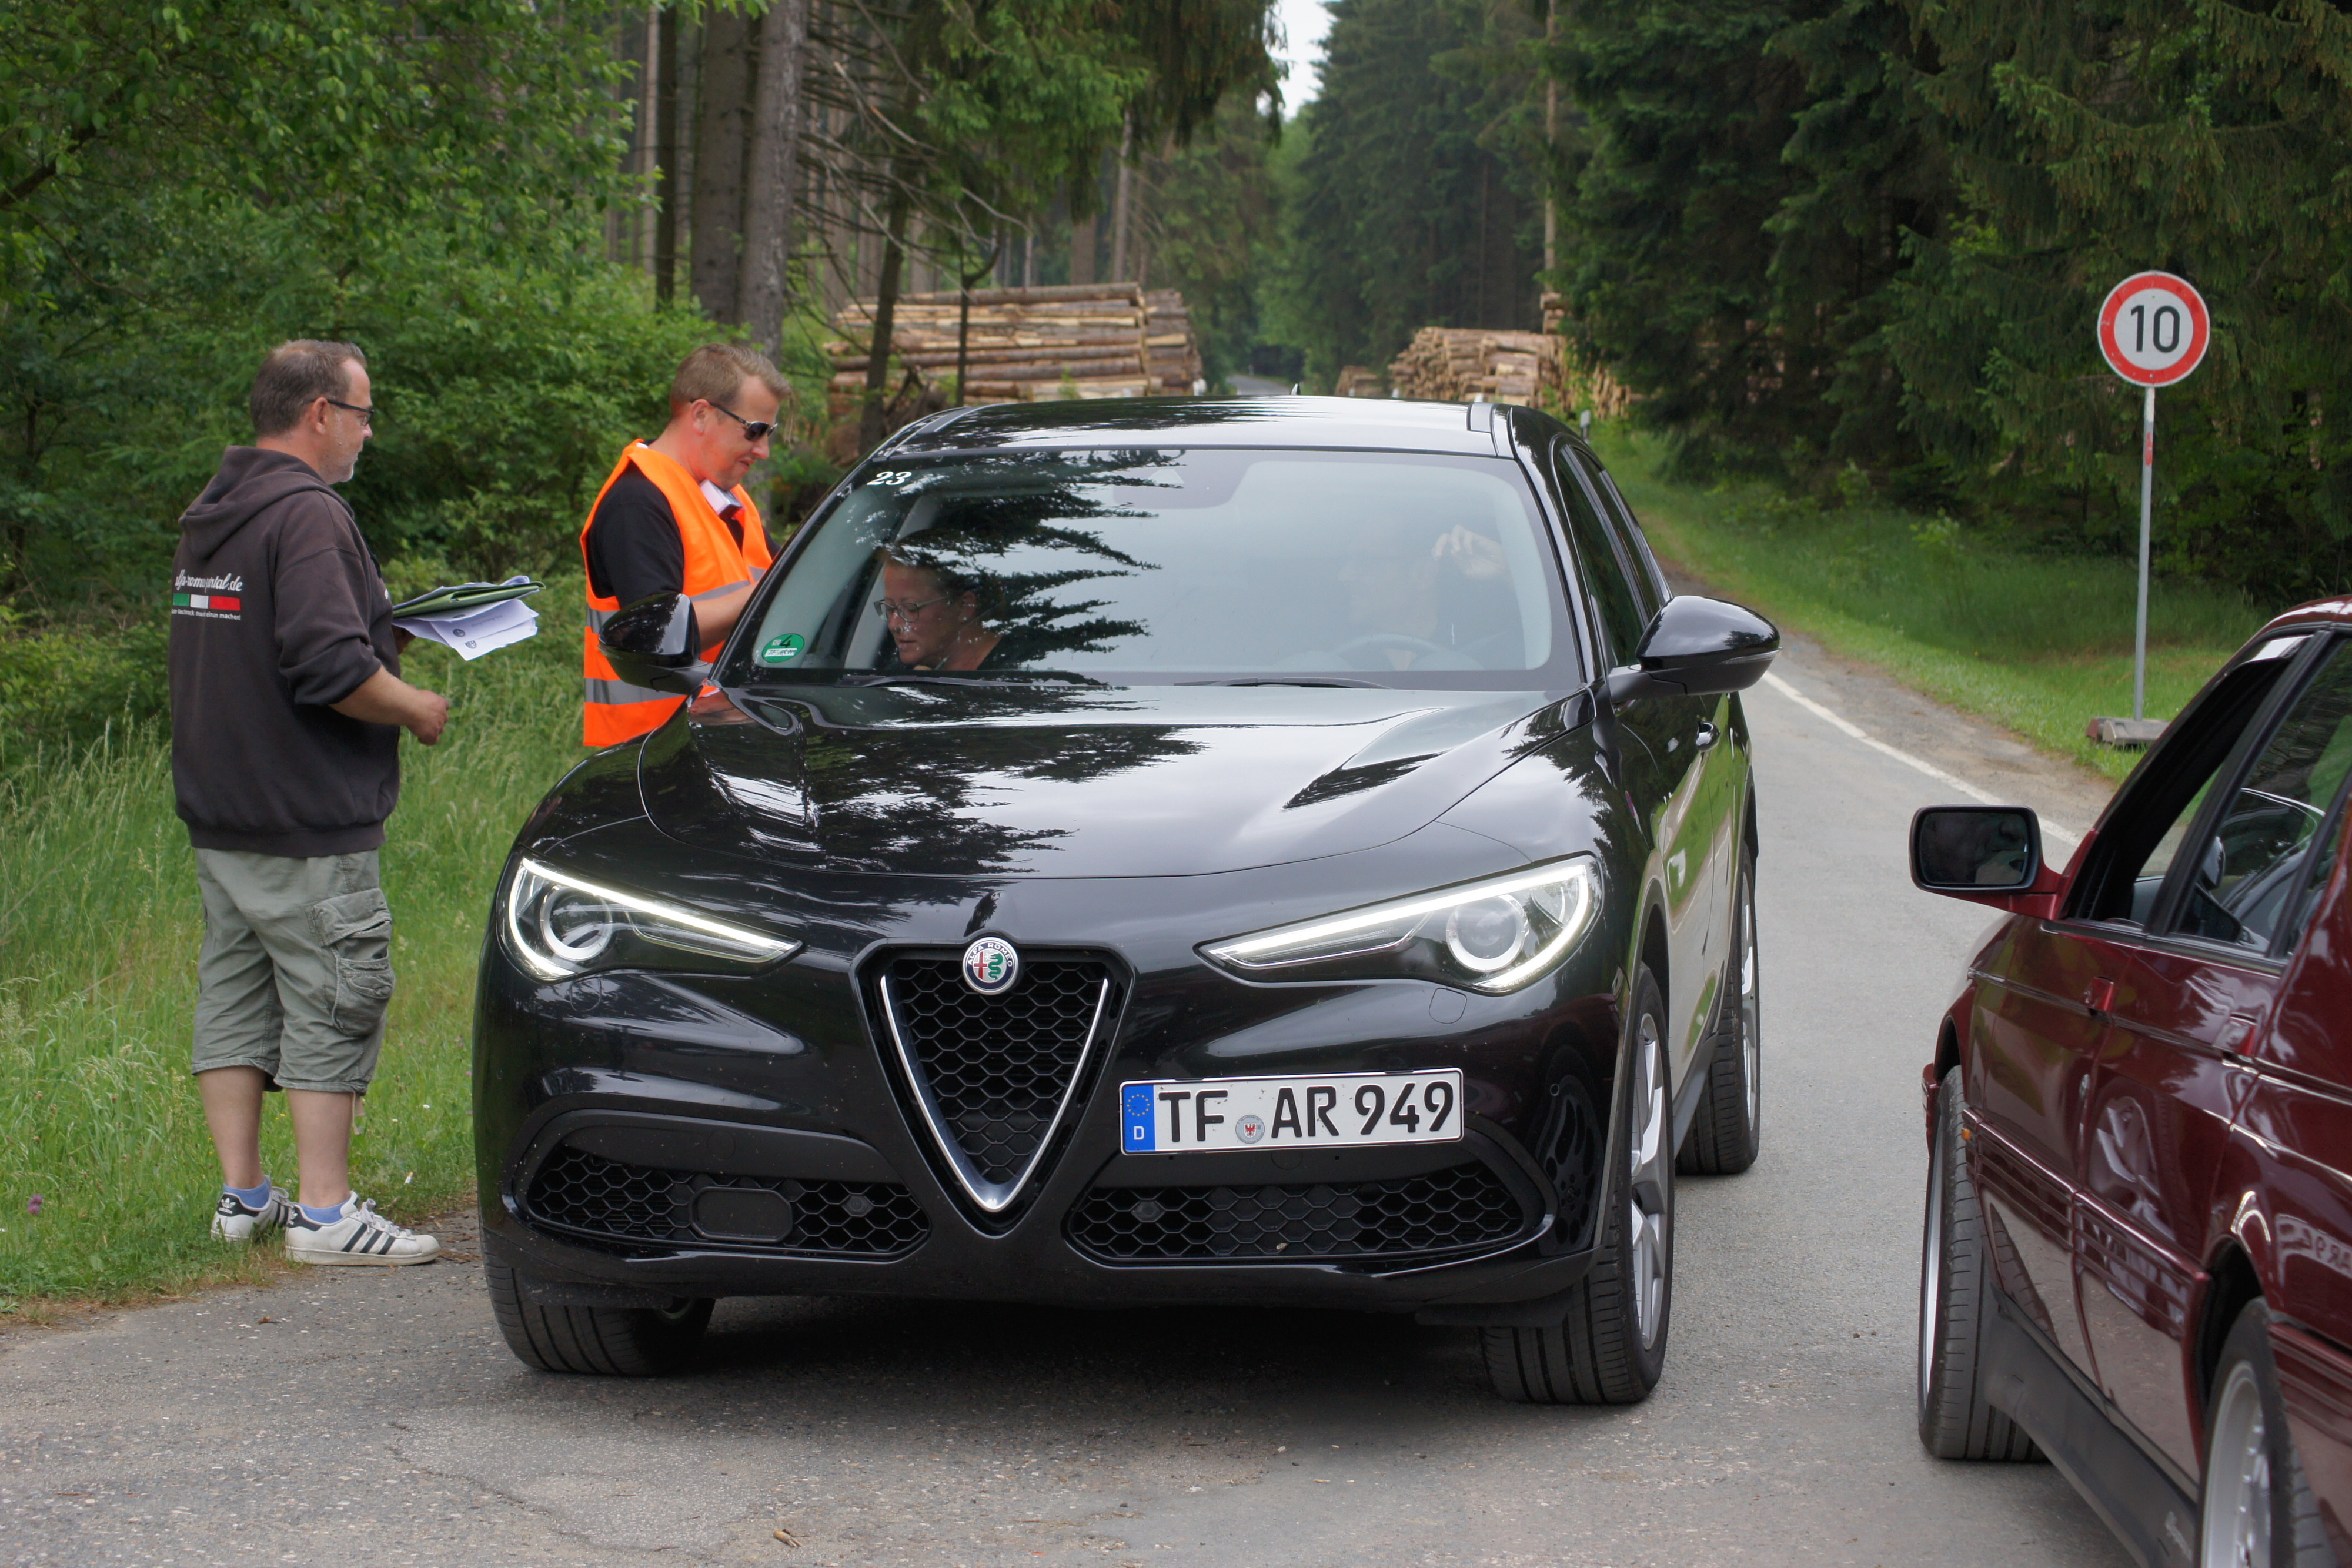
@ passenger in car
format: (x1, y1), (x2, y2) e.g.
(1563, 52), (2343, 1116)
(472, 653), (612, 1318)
(1337, 517), (1517, 670)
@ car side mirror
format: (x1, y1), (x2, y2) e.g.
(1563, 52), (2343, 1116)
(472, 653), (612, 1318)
(599, 592), (709, 698)
(1605, 596), (1780, 704)
(1910, 805), (2067, 911)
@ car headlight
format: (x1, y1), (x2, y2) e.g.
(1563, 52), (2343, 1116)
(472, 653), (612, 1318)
(501, 858), (800, 980)
(1201, 857), (1599, 994)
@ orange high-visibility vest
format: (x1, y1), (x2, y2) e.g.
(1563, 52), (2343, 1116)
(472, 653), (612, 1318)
(579, 443), (773, 747)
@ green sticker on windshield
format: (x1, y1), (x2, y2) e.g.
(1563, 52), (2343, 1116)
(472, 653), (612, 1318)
(759, 633), (806, 664)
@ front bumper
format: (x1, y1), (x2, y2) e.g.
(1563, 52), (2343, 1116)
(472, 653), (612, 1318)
(473, 847), (1632, 1319)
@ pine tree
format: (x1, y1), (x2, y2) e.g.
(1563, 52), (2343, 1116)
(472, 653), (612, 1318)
(1769, 0), (1949, 479)
(1549, 0), (1840, 467)
(1143, 93), (1285, 385)
(1886, 0), (2352, 596)
(1271, 0), (1545, 383)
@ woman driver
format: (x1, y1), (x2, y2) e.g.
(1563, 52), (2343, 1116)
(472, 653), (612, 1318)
(874, 550), (1003, 672)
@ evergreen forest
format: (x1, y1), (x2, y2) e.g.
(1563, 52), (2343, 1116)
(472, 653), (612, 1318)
(6, 0), (2352, 744)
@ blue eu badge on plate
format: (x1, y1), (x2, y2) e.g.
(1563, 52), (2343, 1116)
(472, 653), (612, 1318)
(1122, 1083), (1157, 1152)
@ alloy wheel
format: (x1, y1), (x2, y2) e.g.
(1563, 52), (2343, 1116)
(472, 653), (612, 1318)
(1628, 1012), (1669, 1349)
(2203, 1360), (2274, 1568)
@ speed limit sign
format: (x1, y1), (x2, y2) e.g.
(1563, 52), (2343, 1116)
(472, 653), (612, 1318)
(2097, 272), (2209, 386)
(2094, 269), (2211, 736)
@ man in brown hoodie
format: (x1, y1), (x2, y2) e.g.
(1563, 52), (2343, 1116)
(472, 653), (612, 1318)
(169, 340), (446, 1265)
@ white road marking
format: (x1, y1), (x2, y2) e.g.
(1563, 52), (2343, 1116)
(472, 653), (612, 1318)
(1758, 671), (2082, 847)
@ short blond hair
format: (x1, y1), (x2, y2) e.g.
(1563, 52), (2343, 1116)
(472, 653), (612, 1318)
(669, 343), (789, 414)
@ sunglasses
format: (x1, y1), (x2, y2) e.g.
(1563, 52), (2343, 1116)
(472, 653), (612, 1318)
(325, 397), (376, 425)
(708, 401), (779, 443)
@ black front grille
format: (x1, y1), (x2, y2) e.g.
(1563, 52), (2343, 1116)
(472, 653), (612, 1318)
(525, 1146), (928, 1256)
(883, 957), (1113, 1186)
(1067, 1163), (1530, 1262)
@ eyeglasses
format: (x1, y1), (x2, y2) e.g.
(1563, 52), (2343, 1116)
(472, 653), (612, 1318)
(325, 397), (375, 426)
(872, 594), (950, 624)
(708, 401), (778, 443)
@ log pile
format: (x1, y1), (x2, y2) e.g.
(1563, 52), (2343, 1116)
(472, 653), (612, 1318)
(1541, 292), (1635, 420)
(1145, 290), (1204, 394)
(1572, 360), (1636, 421)
(1382, 305), (1636, 419)
(1385, 327), (1562, 406)
(825, 283), (1204, 420)
(1333, 365), (1386, 398)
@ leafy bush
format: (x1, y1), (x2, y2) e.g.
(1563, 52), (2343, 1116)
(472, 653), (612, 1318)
(338, 249), (730, 577)
(0, 610), (171, 771)
(0, 205), (816, 760)
(6, 202), (730, 596)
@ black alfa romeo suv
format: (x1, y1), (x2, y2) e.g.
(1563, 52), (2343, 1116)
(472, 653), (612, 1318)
(474, 396), (1776, 1403)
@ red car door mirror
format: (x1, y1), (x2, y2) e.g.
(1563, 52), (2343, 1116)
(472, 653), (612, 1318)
(1911, 805), (2066, 912)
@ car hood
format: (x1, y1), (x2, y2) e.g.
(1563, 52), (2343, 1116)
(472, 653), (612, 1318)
(637, 683), (1578, 878)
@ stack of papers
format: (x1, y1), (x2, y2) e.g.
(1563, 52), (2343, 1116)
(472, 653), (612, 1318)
(390, 576), (543, 661)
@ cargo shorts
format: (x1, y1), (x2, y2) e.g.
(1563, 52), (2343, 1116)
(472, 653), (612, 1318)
(191, 848), (395, 1095)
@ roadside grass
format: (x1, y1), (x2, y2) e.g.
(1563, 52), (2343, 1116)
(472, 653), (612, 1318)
(1598, 431), (2269, 781)
(0, 587), (585, 1306)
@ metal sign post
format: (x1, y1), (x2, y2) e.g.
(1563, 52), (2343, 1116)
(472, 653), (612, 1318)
(2136, 383), (2154, 719)
(2092, 272), (2210, 745)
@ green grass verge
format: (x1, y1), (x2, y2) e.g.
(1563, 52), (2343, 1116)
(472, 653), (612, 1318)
(1598, 431), (2269, 781)
(0, 587), (586, 1305)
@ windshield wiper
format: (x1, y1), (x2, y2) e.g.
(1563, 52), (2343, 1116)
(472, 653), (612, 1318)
(1181, 676), (1385, 688)
(839, 672), (1097, 689)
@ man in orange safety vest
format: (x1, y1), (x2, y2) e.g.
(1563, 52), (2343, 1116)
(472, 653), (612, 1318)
(579, 343), (787, 745)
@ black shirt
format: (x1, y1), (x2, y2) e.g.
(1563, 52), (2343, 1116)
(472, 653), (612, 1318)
(584, 464), (769, 606)
(881, 638), (1012, 674)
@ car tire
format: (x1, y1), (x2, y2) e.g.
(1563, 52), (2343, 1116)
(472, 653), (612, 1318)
(485, 1255), (714, 1376)
(1483, 967), (1673, 1405)
(1679, 842), (1761, 1176)
(1917, 1066), (2040, 1460)
(2201, 1299), (2331, 1568)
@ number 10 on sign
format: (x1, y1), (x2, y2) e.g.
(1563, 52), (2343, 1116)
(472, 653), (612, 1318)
(2096, 272), (2211, 721)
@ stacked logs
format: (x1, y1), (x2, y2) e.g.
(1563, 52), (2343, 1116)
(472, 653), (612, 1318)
(825, 283), (1204, 420)
(1332, 365), (1386, 398)
(1541, 292), (1635, 419)
(1384, 306), (1635, 418)
(1385, 327), (1563, 407)
(1145, 290), (1204, 394)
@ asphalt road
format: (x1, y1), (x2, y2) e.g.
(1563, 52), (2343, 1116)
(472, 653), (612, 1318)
(1, 635), (2134, 1568)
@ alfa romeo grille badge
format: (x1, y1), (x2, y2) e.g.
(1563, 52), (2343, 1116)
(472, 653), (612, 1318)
(961, 936), (1020, 996)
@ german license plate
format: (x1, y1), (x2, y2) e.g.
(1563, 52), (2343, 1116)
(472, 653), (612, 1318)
(1119, 1071), (1465, 1154)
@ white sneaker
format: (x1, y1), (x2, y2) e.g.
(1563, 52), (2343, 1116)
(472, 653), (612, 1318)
(283, 1197), (441, 1266)
(211, 1186), (296, 1243)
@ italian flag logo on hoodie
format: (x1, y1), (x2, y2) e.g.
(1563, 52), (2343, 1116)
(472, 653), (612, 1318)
(172, 572), (244, 616)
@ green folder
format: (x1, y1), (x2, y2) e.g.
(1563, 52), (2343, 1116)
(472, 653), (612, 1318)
(389, 579), (543, 620)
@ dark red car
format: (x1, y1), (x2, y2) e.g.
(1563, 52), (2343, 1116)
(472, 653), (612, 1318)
(1909, 601), (2352, 1568)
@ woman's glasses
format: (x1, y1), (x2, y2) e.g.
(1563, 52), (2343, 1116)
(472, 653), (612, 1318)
(871, 595), (950, 624)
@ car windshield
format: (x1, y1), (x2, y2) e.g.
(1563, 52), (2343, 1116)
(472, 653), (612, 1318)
(726, 447), (1579, 688)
